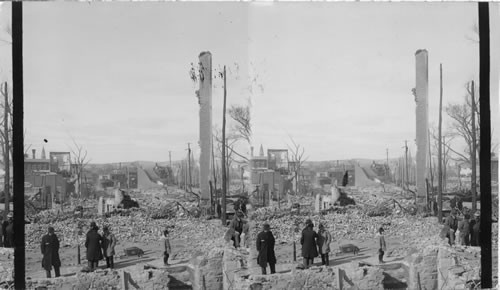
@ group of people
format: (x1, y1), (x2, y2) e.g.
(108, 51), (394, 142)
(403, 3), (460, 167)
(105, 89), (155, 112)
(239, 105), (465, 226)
(229, 211), (250, 248)
(85, 222), (117, 271)
(255, 218), (388, 275)
(1, 212), (14, 248)
(40, 221), (117, 278)
(443, 208), (481, 247)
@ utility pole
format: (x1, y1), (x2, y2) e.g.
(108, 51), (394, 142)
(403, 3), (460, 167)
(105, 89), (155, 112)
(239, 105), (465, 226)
(428, 129), (434, 191)
(187, 143), (192, 188)
(169, 151), (172, 168)
(404, 140), (409, 189)
(438, 63), (443, 223)
(2, 82), (10, 216)
(470, 80), (477, 212)
(386, 148), (389, 181)
(221, 66), (227, 226)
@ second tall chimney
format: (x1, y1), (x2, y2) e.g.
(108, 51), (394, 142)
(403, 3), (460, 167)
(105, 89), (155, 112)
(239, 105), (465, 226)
(32, 149), (36, 159)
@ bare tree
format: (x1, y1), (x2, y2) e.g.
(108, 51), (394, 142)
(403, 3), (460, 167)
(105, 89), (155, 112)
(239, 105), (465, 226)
(69, 138), (91, 197)
(445, 82), (480, 164)
(430, 127), (454, 191)
(287, 136), (308, 194)
(228, 103), (251, 144)
(445, 81), (481, 210)
(0, 82), (12, 216)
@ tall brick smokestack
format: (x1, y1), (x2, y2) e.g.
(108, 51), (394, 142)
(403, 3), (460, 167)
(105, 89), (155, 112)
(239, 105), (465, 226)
(198, 52), (212, 202)
(32, 149), (36, 159)
(415, 49), (429, 208)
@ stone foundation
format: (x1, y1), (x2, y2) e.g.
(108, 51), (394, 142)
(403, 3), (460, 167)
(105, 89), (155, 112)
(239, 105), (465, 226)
(407, 245), (439, 290)
(190, 247), (224, 290)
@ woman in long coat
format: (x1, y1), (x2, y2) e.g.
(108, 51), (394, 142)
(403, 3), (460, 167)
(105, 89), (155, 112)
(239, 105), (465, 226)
(256, 223), (276, 274)
(85, 221), (103, 271)
(300, 219), (318, 269)
(41, 226), (61, 278)
(316, 223), (332, 266)
(101, 225), (117, 268)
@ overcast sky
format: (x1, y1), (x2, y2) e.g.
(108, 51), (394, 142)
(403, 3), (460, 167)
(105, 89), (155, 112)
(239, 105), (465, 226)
(0, 2), (499, 164)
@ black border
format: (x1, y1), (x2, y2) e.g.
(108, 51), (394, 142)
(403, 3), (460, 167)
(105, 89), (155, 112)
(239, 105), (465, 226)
(478, 2), (492, 288)
(13, 1), (25, 289)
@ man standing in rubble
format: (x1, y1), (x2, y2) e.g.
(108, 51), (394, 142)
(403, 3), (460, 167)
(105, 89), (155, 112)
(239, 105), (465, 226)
(457, 213), (470, 246)
(256, 223), (276, 274)
(216, 199), (222, 219)
(317, 223), (331, 266)
(300, 219), (318, 269)
(229, 211), (244, 248)
(101, 226), (116, 269)
(444, 209), (458, 245)
(470, 211), (481, 246)
(41, 226), (61, 278)
(85, 221), (103, 271)
(2, 212), (14, 248)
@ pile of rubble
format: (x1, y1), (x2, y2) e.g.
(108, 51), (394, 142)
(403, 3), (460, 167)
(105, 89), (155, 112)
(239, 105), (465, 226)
(250, 205), (441, 248)
(25, 188), (226, 261)
(0, 248), (14, 289)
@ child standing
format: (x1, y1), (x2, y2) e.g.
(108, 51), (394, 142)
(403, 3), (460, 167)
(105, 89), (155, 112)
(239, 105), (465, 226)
(162, 230), (172, 266)
(377, 227), (387, 263)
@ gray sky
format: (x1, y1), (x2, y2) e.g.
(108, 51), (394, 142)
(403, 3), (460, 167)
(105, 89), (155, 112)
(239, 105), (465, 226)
(1, 2), (498, 163)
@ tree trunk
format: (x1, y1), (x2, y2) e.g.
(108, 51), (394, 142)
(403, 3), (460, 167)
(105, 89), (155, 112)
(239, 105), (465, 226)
(470, 80), (477, 212)
(3, 82), (10, 216)
(428, 130), (434, 191)
(221, 66), (227, 225)
(438, 63), (443, 222)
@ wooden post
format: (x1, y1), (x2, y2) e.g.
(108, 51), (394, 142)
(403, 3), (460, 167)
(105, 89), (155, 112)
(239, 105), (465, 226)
(121, 271), (129, 290)
(77, 244), (81, 265)
(293, 241), (296, 262)
(337, 268), (344, 290)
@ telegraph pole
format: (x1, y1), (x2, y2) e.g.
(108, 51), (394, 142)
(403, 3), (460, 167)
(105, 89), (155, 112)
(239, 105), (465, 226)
(221, 66), (228, 225)
(386, 148), (389, 181)
(470, 80), (477, 212)
(404, 141), (409, 189)
(187, 143), (192, 188)
(169, 151), (172, 168)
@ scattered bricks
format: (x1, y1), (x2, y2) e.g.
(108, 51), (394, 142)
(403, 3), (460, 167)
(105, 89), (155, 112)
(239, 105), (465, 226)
(191, 246), (224, 290)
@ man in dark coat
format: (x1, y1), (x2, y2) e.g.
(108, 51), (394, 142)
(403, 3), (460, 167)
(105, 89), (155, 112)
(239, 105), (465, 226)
(229, 211), (244, 248)
(41, 226), (61, 278)
(444, 209), (458, 245)
(85, 221), (103, 271)
(256, 223), (276, 275)
(2, 212), (14, 248)
(300, 219), (318, 269)
(470, 211), (481, 246)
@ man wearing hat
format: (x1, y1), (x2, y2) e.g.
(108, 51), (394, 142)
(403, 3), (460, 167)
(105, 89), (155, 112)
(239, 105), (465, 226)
(470, 211), (481, 247)
(41, 226), (61, 278)
(458, 213), (471, 246)
(300, 219), (319, 268)
(85, 221), (103, 271)
(101, 225), (117, 269)
(2, 212), (14, 248)
(444, 209), (458, 245)
(256, 223), (276, 274)
(229, 211), (245, 248)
